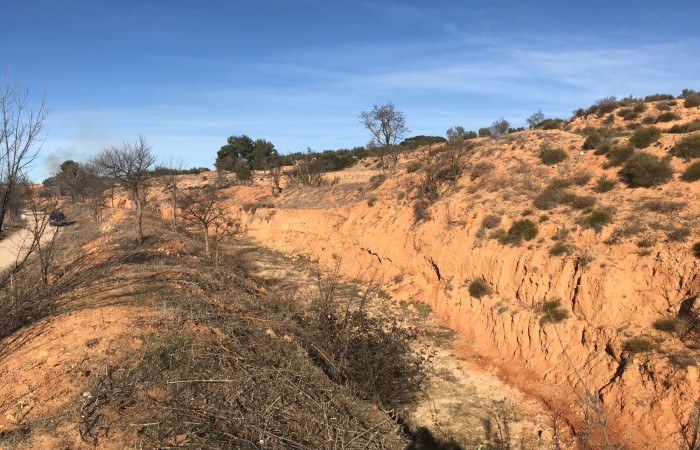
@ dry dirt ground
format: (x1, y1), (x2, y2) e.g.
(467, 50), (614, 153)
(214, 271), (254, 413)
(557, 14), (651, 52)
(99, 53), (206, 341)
(231, 239), (576, 448)
(0, 230), (35, 269)
(0, 209), (573, 449)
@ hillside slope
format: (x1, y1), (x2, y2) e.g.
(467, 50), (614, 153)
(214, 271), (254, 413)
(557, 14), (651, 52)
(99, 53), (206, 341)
(192, 97), (700, 449)
(0, 209), (411, 449)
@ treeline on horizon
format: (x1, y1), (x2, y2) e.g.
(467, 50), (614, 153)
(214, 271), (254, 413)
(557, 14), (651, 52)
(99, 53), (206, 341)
(44, 87), (700, 186)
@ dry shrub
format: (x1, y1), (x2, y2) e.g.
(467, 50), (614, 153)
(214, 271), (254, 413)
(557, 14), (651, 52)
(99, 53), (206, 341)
(668, 227), (692, 242)
(500, 219), (538, 245)
(470, 162), (495, 180)
(468, 278), (491, 298)
(667, 120), (700, 134)
(623, 337), (656, 354)
(539, 147), (568, 165)
(630, 126), (661, 149)
(672, 133), (700, 159)
(481, 214), (502, 229)
(594, 176), (617, 193)
(549, 241), (571, 256)
(369, 174), (387, 189)
(642, 199), (687, 213)
(540, 299), (569, 324)
(76, 225), (424, 449)
(582, 209), (614, 232)
(413, 200), (431, 223)
(81, 322), (406, 449)
(682, 161), (700, 182)
(620, 153), (674, 187)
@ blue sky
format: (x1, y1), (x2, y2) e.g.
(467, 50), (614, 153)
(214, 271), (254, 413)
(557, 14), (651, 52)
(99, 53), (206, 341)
(2, 0), (699, 180)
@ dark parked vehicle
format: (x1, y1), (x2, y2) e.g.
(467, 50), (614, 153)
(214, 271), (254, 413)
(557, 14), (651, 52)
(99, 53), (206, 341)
(49, 210), (68, 226)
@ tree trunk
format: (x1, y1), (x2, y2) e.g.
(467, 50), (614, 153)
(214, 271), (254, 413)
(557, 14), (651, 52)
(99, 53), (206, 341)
(203, 226), (210, 256)
(171, 187), (178, 226)
(0, 181), (15, 235)
(135, 197), (144, 243)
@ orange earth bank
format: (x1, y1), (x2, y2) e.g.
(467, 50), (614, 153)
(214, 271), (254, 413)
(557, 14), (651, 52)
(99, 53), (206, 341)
(138, 98), (700, 448)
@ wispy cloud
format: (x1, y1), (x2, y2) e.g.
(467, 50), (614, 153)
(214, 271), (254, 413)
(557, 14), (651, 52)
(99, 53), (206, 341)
(33, 15), (700, 180)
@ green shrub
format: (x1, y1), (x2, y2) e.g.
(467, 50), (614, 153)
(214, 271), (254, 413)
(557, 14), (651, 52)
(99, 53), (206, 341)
(656, 101), (673, 111)
(624, 337), (656, 354)
(620, 153), (674, 187)
(468, 278), (491, 298)
(584, 209), (614, 231)
(605, 144), (635, 166)
(642, 115), (656, 124)
(539, 147), (568, 165)
(478, 127), (492, 138)
(533, 187), (566, 210)
(594, 176), (617, 192)
(582, 131), (607, 151)
(617, 108), (636, 120)
(481, 214), (502, 229)
(630, 127), (662, 148)
(596, 100), (618, 116)
(653, 317), (680, 333)
(671, 133), (700, 159)
(489, 228), (506, 240)
(405, 162), (421, 173)
(540, 299), (569, 324)
(667, 121), (700, 134)
(536, 119), (565, 130)
(549, 241), (570, 256)
(594, 141), (612, 155)
(656, 111), (681, 123)
(500, 219), (538, 245)
(644, 93), (675, 102)
(681, 161), (700, 182)
(685, 94), (700, 108)
(633, 103), (647, 113)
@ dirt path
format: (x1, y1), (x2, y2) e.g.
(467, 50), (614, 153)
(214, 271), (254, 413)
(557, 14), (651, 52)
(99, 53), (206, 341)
(231, 239), (577, 448)
(0, 219), (58, 271)
(0, 230), (35, 270)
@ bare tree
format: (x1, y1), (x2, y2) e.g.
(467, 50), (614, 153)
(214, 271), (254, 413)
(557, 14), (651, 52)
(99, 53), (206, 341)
(360, 102), (408, 172)
(527, 110), (545, 128)
(212, 215), (239, 263)
(179, 183), (227, 256)
(82, 165), (109, 221)
(286, 149), (326, 187)
(0, 76), (47, 235)
(91, 136), (156, 243)
(157, 158), (185, 227)
(22, 185), (61, 287)
(489, 118), (510, 136)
